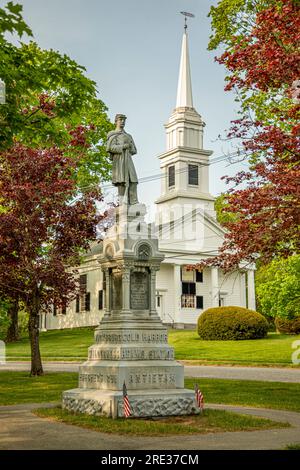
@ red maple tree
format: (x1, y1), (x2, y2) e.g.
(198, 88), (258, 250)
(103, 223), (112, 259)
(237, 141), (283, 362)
(0, 144), (104, 375)
(218, 2), (300, 92)
(198, 0), (300, 271)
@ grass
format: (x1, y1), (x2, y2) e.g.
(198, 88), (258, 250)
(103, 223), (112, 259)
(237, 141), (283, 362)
(5, 327), (94, 361)
(34, 406), (289, 436)
(169, 330), (300, 366)
(4, 327), (300, 366)
(0, 371), (78, 405)
(1, 372), (300, 412)
(285, 443), (300, 450)
(184, 378), (300, 412)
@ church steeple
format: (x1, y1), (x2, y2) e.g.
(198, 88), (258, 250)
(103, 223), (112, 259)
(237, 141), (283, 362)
(176, 32), (193, 109)
(155, 25), (215, 216)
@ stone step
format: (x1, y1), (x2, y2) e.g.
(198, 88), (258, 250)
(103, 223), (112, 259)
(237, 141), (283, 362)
(63, 388), (199, 418)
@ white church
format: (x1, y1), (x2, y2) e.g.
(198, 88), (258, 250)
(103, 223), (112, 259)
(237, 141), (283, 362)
(41, 29), (256, 331)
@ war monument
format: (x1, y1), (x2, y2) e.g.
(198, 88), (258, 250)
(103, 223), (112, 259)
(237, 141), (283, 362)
(62, 114), (199, 417)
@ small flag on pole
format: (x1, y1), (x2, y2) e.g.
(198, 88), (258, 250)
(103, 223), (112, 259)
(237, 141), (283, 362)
(194, 383), (204, 411)
(123, 381), (132, 418)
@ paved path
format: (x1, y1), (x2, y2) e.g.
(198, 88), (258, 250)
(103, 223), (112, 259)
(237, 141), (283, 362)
(1, 361), (300, 383)
(0, 402), (299, 450)
(183, 365), (300, 383)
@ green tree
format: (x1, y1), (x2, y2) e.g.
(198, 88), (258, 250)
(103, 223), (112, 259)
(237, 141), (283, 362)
(256, 256), (300, 319)
(194, 0), (300, 272)
(0, 2), (113, 189)
(0, 143), (105, 375)
(214, 193), (238, 226)
(208, 0), (299, 153)
(0, 2), (113, 341)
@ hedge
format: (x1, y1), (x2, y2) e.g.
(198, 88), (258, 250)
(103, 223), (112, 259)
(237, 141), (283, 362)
(197, 306), (268, 340)
(275, 317), (300, 335)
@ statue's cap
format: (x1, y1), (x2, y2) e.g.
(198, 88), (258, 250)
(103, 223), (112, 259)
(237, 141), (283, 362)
(115, 113), (127, 123)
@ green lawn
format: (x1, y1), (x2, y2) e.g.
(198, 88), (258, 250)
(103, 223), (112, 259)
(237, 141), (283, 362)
(5, 327), (300, 366)
(169, 330), (300, 366)
(6, 327), (95, 360)
(1, 372), (300, 412)
(34, 407), (289, 436)
(0, 371), (78, 405)
(285, 443), (300, 450)
(184, 378), (300, 412)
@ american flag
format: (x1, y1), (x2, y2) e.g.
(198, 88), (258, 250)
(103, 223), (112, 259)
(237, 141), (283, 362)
(194, 383), (204, 411)
(123, 381), (132, 418)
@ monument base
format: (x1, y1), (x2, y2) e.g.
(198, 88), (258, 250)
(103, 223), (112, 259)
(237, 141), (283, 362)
(62, 388), (199, 418)
(61, 194), (200, 419)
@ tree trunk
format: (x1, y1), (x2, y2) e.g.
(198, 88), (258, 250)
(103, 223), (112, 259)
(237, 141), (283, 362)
(5, 299), (19, 343)
(28, 299), (43, 376)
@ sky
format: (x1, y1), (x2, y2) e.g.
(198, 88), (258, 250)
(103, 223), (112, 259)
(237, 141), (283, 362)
(4, 0), (246, 212)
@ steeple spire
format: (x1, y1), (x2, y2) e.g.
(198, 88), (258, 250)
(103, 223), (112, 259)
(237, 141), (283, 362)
(176, 18), (194, 108)
(156, 13), (214, 214)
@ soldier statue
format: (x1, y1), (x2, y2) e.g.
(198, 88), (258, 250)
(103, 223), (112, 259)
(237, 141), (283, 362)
(106, 114), (138, 205)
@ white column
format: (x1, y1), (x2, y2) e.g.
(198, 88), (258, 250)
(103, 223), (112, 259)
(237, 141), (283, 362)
(211, 267), (219, 307)
(161, 166), (167, 194)
(173, 264), (182, 325)
(104, 269), (111, 315)
(247, 270), (256, 310)
(149, 268), (158, 316)
(178, 160), (186, 191)
(240, 272), (247, 307)
(121, 267), (131, 314)
(39, 313), (47, 332)
(43, 313), (47, 331)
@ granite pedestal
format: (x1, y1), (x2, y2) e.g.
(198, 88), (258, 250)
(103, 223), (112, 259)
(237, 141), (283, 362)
(63, 204), (199, 417)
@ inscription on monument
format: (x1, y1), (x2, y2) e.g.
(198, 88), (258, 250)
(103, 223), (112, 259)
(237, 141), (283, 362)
(94, 331), (168, 343)
(130, 271), (149, 310)
(62, 112), (198, 418)
(129, 372), (176, 386)
(112, 272), (122, 310)
(79, 373), (117, 387)
(88, 348), (174, 361)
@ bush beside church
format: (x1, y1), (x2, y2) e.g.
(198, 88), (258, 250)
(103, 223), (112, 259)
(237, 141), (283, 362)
(197, 306), (268, 340)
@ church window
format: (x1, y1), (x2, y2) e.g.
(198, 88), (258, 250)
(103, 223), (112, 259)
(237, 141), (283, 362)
(75, 295), (80, 313)
(196, 296), (204, 309)
(188, 164), (199, 186)
(53, 302), (66, 315)
(80, 274), (87, 293)
(182, 282), (196, 295)
(181, 294), (195, 308)
(168, 165), (175, 187)
(78, 274), (90, 312)
(181, 278), (198, 308)
(85, 292), (91, 312)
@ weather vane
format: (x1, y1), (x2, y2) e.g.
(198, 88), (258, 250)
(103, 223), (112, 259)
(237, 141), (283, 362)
(180, 11), (195, 31)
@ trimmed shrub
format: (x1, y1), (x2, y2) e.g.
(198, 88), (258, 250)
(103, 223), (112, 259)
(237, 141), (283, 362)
(275, 317), (300, 335)
(263, 315), (276, 332)
(197, 306), (268, 340)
